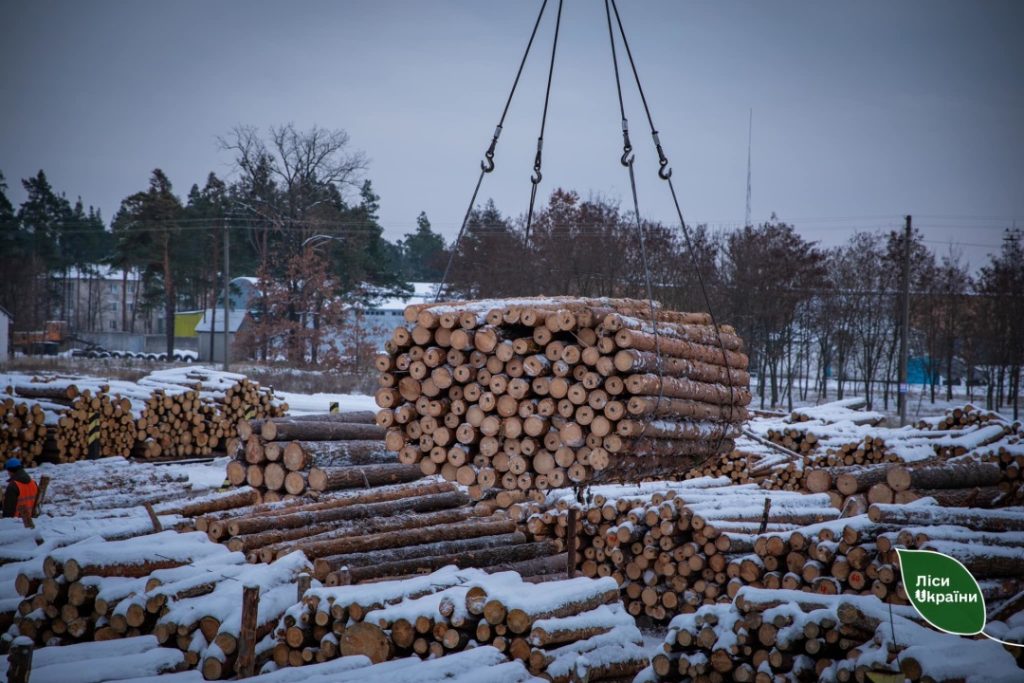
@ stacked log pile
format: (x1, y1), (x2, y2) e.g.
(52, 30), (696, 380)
(642, 587), (1021, 682)
(803, 460), (1011, 512)
(197, 477), (562, 582)
(0, 395), (55, 465)
(916, 403), (1006, 431)
(275, 566), (647, 682)
(12, 531), (310, 679)
(375, 297), (751, 494)
(226, 412), (400, 501)
(2, 370), (286, 463)
(525, 479), (838, 622)
(733, 504), (1024, 606)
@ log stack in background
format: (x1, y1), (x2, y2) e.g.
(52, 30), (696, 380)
(2, 369), (287, 464)
(732, 504), (1024, 607)
(525, 479), (839, 623)
(227, 412), (411, 501)
(276, 567), (647, 682)
(375, 297), (751, 494)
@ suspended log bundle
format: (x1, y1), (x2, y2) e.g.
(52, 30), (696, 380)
(524, 479), (838, 622)
(643, 587), (1021, 682)
(273, 566), (645, 681)
(226, 412), (410, 500)
(374, 297), (751, 493)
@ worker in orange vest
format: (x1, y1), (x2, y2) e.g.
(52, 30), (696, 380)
(3, 458), (38, 518)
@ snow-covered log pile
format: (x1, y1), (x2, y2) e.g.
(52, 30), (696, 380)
(227, 412), (398, 500)
(681, 435), (795, 486)
(0, 394), (53, 466)
(640, 587), (1022, 682)
(8, 525), (311, 680)
(196, 477), (562, 582)
(734, 503), (1024, 605)
(0, 643), (546, 683)
(0, 635), (188, 683)
(132, 368), (286, 459)
(524, 479), (838, 623)
(275, 566), (647, 681)
(375, 297), (751, 493)
(1, 369), (287, 464)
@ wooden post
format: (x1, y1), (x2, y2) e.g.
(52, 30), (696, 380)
(297, 572), (312, 602)
(235, 585), (260, 678)
(7, 639), (33, 683)
(758, 498), (772, 535)
(144, 503), (163, 532)
(32, 475), (50, 517)
(566, 508), (578, 579)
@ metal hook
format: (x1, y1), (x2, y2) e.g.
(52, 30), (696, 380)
(658, 160), (672, 180)
(621, 148), (634, 167)
(531, 146), (543, 185)
(481, 152), (495, 173)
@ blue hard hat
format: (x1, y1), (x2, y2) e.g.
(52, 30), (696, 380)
(4, 458), (21, 470)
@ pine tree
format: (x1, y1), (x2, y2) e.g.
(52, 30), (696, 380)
(400, 211), (447, 281)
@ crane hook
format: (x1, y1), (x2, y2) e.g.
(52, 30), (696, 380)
(481, 152), (495, 174)
(653, 131), (672, 179)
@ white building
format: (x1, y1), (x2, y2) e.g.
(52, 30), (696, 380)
(0, 305), (11, 361)
(63, 266), (162, 334)
(353, 282), (440, 348)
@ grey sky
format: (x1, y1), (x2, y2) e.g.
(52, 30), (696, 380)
(2, 0), (1022, 269)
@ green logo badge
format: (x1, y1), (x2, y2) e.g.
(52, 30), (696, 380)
(896, 548), (985, 636)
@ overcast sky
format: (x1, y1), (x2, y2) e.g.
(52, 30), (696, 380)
(2, 0), (1022, 269)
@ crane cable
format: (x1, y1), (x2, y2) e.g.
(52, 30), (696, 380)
(523, 0), (565, 245)
(607, 0), (738, 456)
(436, 0), (552, 302)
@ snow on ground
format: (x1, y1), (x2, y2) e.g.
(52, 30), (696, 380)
(274, 389), (375, 415)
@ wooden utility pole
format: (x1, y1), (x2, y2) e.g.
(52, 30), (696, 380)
(223, 218), (230, 372)
(235, 585), (260, 677)
(898, 214), (912, 426)
(7, 639), (33, 683)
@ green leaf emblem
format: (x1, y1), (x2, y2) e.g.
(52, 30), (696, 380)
(897, 548), (985, 635)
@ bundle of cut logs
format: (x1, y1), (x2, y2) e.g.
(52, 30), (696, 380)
(227, 412), (403, 500)
(374, 297), (751, 493)
(54, 389), (137, 461)
(643, 587), (1020, 682)
(803, 460), (1011, 513)
(199, 475), (563, 583)
(731, 504), (1024, 606)
(0, 395), (53, 465)
(136, 370), (287, 460)
(275, 567), (648, 682)
(524, 479), (838, 623)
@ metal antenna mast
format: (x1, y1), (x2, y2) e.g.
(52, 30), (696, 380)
(745, 108), (753, 228)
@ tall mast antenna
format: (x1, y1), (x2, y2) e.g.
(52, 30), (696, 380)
(745, 108), (753, 228)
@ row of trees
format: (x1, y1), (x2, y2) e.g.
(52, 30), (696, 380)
(1, 124), (1020, 417)
(443, 190), (1022, 417)
(0, 125), (448, 360)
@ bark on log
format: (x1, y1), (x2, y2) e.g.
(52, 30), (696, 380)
(308, 463), (424, 492)
(289, 515), (517, 561)
(331, 540), (561, 584)
(868, 504), (1024, 531)
(261, 421), (384, 442)
(282, 440), (391, 471)
(885, 462), (1003, 493)
(613, 349), (750, 387)
(612, 329), (749, 369)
